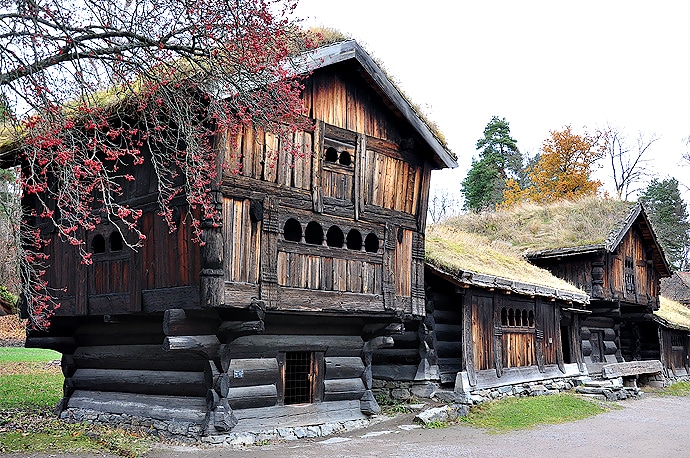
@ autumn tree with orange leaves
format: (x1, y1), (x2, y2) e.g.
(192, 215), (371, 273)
(503, 126), (603, 206)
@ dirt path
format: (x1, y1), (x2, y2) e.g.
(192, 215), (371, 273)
(149, 394), (690, 458)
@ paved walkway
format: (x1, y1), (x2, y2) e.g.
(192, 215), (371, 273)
(148, 394), (690, 458)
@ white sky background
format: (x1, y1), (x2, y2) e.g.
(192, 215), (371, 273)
(294, 0), (690, 207)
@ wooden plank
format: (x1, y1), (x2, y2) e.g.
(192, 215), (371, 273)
(223, 335), (364, 359)
(72, 345), (205, 372)
(163, 309), (221, 336)
(276, 287), (384, 313)
(228, 384), (277, 409)
(141, 286), (200, 312)
(264, 131), (279, 183)
(226, 358), (279, 388)
(70, 368), (206, 397)
(468, 363), (584, 391)
(163, 335), (221, 360)
(371, 364), (417, 381)
(323, 378), (365, 401)
(67, 390), (206, 423)
(325, 357), (365, 380)
(222, 282), (261, 307)
(602, 360), (663, 378)
(463, 296), (477, 386)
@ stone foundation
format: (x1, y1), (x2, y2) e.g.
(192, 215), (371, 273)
(60, 408), (203, 440)
(60, 407), (374, 445)
(374, 375), (593, 406)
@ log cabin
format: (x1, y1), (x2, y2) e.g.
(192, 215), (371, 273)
(654, 297), (690, 381)
(15, 39), (457, 437)
(372, 224), (590, 402)
(524, 201), (672, 377)
(444, 197), (673, 383)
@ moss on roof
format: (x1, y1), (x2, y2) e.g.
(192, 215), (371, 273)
(443, 197), (636, 253)
(656, 296), (690, 331)
(425, 224), (585, 294)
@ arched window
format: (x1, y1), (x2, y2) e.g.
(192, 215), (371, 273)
(325, 147), (338, 162)
(338, 150), (352, 166)
(92, 234), (106, 254)
(515, 309), (522, 326)
(304, 221), (324, 245)
(109, 232), (124, 252)
(346, 229), (362, 250)
(501, 307), (507, 326)
(326, 226), (344, 248)
(522, 310), (529, 327)
(283, 218), (302, 242)
(508, 309), (515, 327)
(364, 233), (379, 253)
(528, 310), (535, 327)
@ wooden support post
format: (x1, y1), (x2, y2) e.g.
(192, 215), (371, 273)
(311, 120), (324, 213)
(200, 190), (224, 308)
(462, 297), (477, 387)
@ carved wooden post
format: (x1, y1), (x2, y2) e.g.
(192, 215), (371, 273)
(591, 254), (605, 298)
(260, 196), (279, 309)
(382, 223), (396, 311)
(200, 190), (224, 308)
(411, 232), (426, 317)
(462, 294), (477, 387)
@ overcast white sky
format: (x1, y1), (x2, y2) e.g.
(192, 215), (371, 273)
(295, 0), (690, 205)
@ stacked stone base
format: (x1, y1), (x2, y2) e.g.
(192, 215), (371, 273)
(575, 378), (642, 401)
(60, 408), (203, 440)
(60, 407), (375, 445)
(455, 376), (587, 405)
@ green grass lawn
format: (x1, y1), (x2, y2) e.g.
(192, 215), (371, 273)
(648, 380), (690, 397)
(0, 347), (60, 363)
(0, 346), (154, 456)
(460, 393), (608, 432)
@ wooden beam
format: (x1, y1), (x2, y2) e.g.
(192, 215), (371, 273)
(163, 335), (221, 360)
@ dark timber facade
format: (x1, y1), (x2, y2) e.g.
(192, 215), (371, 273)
(22, 40), (456, 437)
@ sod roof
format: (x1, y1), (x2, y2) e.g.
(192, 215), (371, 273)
(655, 296), (690, 331)
(425, 224), (588, 304)
(443, 197), (637, 254)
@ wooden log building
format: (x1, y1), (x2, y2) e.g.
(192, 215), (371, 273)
(372, 225), (590, 400)
(17, 40), (457, 436)
(526, 202), (672, 376)
(653, 296), (690, 380)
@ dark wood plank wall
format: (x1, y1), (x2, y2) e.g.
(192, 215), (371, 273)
(660, 328), (690, 375)
(223, 198), (261, 284)
(606, 226), (658, 306)
(216, 66), (431, 317)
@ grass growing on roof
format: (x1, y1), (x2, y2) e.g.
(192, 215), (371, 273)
(655, 296), (690, 331)
(444, 197), (636, 253)
(461, 393), (608, 432)
(425, 224), (583, 293)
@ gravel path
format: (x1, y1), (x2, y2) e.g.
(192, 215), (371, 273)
(148, 394), (690, 458)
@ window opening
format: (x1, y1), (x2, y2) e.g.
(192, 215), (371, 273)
(338, 150), (352, 166)
(515, 309), (522, 326)
(624, 256), (636, 293)
(109, 232), (124, 251)
(346, 229), (362, 250)
(92, 234), (106, 254)
(326, 225), (344, 248)
(522, 310), (528, 327)
(283, 218), (302, 242)
(508, 308), (515, 326)
(528, 310), (535, 327)
(325, 147), (338, 162)
(284, 351), (313, 405)
(501, 307), (507, 326)
(304, 221), (324, 245)
(364, 233), (379, 253)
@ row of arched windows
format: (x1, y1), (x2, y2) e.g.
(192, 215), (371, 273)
(283, 218), (379, 253)
(91, 231), (124, 254)
(324, 147), (353, 166)
(500, 307), (535, 328)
